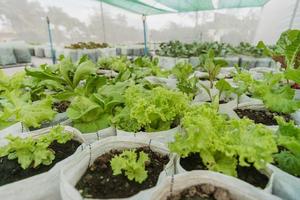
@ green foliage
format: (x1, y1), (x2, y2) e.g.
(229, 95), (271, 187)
(274, 117), (300, 176)
(258, 29), (300, 69)
(200, 49), (228, 88)
(0, 90), (56, 129)
(169, 104), (277, 177)
(0, 126), (73, 169)
(65, 41), (108, 49)
(25, 55), (97, 100)
(110, 150), (149, 183)
(172, 62), (198, 97)
(67, 81), (131, 133)
(250, 73), (300, 113)
(113, 85), (189, 132)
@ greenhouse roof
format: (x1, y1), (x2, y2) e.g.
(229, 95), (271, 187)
(99, 0), (271, 15)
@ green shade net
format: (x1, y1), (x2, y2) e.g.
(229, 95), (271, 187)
(155, 0), (214, 12)
(218, 0), (270, 9)
(98, 0), (270, 15)
(100, 0), (171, 15)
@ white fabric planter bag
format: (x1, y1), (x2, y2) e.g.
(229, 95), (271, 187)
(249, 67), (280, 75)
(192, 87), (236, 104)
(0, 126), (86, 200)
(120, 47), (133, 56)
(44, 47), (53, 58)
(176, 58), (189, 64)
(193, 71), (209, 79)
(0, 122), (29, 146)
(77, 49), (97, 63)
(157, 56), (176, 70)
(81, 127), (116, 144)
(268, 164), (300, 200)
(217, 67), (237, 79)
(240, 56), (257, 69)
(294, 89), (300, 100)
(144, 76), (177, 90)
(97, 69), (118, 78)
(174, 157), (274, 194)
(63, 49), (78, 62)
(150, 171), (281, 200)
(60, 136), (175, 200)
(254, 58), (273, 68)
(116, 126), (180, 144)
(222, 56), (240, 67)
(34, 47), (45, 58)
(189, 56), (200, 67)
(55, 48), (64, 59)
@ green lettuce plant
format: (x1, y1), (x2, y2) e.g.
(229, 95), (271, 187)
(110, 150), (149, 183)
(67, 81), (131, 133)
(169, 104), (277, 177)
(172, 62), (198, 98)
(113, 85), (189, 132)
(0, 126), (73, 169)
(274, 117), (300, 177)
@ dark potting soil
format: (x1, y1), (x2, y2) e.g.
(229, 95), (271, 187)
(205, 100), (229, 105)
(76, 147), (169, 199)
(0, 140), (80, 186)
(237, 165), (269, 189)
(180, 153), (208, 171)
(53, 101), (70, 113)
(234, 108), (292, 125)
(167, 184), (231, 200)
(180, 153), (269, 189)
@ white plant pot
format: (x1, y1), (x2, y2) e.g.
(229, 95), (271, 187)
(174, 156), (274, 194)
(268, 164), (300, 200)
(81, 126), (116, 144)
(0, 126), (86, 200)
(116, 126), (180, 144)
(59, 136), (175, 200)
(157, 56), (176, 70)
(150, 171), (280, 200)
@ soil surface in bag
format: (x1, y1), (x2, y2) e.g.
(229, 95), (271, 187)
(167, 184), (231, 200)
(76, 147), (169, 199)
(205, 100), (229, 105)
(0, 140), (80, 186)
(234, 108), (292, 125)
(180, 153), (269, 189)
(53, 101), (70, 113)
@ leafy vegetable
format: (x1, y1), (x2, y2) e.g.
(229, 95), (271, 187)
(274, 117), (300, 177)
(113, 85), (189, 132)
(200, 49), (228, 88)
(0, 126), (73, 169)
(67, 81), (131, 133)
(110, 150), (149, 183)
(169, 104), (277, 177)
(250, 73), (300, 113)
(172, 62), (198, 98)
(0, 90), (56, 129)
(257, 29), (300, 69)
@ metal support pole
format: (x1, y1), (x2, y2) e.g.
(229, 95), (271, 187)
(100, 0), (107, 43)
(46, 16), (56, 64)
(142, 14), (148, 56)
(289, 0), (300, 29)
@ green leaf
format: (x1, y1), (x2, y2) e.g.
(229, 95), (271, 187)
(110, 150), (149, 183)
(73, 60), (96, 87)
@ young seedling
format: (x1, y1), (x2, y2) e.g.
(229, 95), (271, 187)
(200, 49), (228, 88)
(110, 150), (149, 183)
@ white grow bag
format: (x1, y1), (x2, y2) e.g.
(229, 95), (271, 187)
(0, 126), (86, 200)
(116, 126), (181, 144)
(150, 171), (281, 200)
(60, 136), (175, 200)
(268, 164), (300, 200)
(81, 126), (116, 144)
(174, 156), (274, 194)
